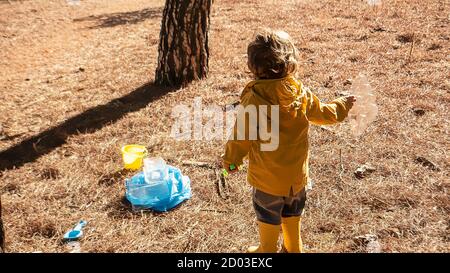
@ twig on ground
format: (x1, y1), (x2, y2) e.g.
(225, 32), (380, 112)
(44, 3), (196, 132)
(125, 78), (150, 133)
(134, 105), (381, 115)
(0, 195), (5, 253)
(182, 160), (215, 169)
(200, 209), (229, 213)
(407, 33), (415, 64)
(336, 148), (345, 190)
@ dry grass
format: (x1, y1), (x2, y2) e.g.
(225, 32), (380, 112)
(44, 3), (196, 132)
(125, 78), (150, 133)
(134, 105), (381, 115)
(0, 0), (449, 253)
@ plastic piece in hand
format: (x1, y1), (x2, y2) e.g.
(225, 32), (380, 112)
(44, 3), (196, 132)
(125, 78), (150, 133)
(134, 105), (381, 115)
(348, 74), (378, 137)
(222, 164), (237, 178)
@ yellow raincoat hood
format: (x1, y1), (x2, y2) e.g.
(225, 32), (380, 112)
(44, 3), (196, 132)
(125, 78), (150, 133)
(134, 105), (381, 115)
(223, 75), (350, 196)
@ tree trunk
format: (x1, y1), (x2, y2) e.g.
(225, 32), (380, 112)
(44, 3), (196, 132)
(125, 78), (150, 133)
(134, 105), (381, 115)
(0, 195), (4, 253)
(155, 0), (211, 86)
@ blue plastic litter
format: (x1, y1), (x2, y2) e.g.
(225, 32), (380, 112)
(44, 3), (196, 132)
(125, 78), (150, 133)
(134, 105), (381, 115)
(125, 165), (191, 212)
(63, 220), (87, 241)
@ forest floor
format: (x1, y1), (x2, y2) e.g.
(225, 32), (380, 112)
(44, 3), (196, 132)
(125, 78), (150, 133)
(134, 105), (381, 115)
(0, 0), (449, 252)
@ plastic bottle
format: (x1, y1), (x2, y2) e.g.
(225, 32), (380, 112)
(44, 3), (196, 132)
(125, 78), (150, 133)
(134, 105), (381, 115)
(142, 157), (170, 203)
(348, 74), (378, 137)
(143, 157), (168, 183)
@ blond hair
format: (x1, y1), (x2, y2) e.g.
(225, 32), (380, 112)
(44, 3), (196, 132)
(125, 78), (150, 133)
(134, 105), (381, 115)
(247, 29), (299, 79)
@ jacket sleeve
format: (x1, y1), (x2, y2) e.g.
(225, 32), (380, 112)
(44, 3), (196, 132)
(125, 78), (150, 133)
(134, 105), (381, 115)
(304, 88), (350, 125)
(222, 90), (254, 166)
(222, 123), (251, 166)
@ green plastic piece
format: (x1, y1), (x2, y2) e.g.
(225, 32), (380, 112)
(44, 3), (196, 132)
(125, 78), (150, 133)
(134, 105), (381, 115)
(222, 164), (238, 178)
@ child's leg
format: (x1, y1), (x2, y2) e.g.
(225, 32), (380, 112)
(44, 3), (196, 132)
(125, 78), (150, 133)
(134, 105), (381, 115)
(281, 188), (307, 253)
(281, 216), (303, 253)
(249, 188), (284, 253)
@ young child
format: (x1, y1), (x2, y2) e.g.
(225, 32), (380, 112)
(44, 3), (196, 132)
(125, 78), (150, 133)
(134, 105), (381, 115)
(222, 29), (355, 253)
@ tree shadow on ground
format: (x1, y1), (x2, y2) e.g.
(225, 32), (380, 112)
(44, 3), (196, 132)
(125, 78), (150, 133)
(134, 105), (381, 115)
(0, 83), (175, 173)
(73, 7), (163, 29)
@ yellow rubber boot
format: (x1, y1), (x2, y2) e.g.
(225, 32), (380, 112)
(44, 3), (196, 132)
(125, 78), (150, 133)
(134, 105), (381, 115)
(281, 216), (303, 253)
(247, 221), (280, 253)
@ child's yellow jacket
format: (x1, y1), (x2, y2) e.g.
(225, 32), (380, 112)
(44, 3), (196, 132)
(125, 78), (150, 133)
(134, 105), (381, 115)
(223, 76), (351, 197)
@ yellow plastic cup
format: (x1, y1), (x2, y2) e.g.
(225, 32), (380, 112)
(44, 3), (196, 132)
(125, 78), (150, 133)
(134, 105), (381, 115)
(121, 145), (148, 170)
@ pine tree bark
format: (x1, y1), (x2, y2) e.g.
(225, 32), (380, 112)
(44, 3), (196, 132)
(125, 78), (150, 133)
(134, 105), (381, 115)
(155, 0), (212, 86)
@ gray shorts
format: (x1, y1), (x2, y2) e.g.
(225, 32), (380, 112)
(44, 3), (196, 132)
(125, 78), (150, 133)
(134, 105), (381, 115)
(252, 187), (307, 225)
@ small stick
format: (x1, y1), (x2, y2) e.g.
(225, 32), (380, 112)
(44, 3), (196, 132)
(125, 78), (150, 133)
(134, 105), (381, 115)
(200, 209), (228, 213)
(407, 33), (415, 64)
(0, 195), (5, 253)
(339, 148), (345, 180)
(182, 160), (214, 169)
(373, 197), (392, 206)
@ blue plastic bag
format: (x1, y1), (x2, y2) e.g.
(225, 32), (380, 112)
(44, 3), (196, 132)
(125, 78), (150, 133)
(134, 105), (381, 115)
(125, 165), (191, 212)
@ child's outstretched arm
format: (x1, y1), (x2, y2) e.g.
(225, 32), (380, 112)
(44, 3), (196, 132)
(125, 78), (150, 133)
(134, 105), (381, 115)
(304, 88), (355, 125)
(222, 113), (251, 173)
(222, 89), (257, 173)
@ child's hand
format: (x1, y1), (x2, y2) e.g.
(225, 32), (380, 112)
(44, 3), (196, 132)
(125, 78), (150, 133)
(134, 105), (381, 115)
(223, 162), (238, 174)
(343, 95), (356, 110)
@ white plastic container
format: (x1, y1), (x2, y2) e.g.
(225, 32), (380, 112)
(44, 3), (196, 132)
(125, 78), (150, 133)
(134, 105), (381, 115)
(143, 157), (169, 183)
(141, 157), (171, 204)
